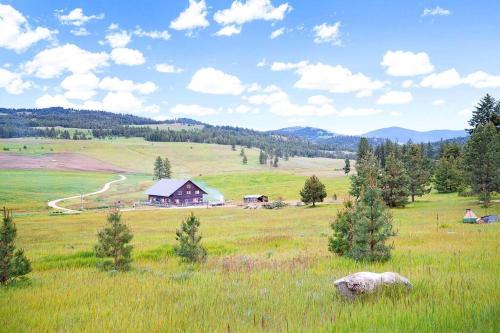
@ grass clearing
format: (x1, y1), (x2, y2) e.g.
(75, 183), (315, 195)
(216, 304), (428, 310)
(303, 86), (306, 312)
(0, 191), (498, 331)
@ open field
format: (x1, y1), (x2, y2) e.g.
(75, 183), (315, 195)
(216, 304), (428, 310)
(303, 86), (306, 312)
(0, 137), (499, 332)
(0, 138), (347, 176)
(0, 169), (115, 211)
(0, 192), (499, 332)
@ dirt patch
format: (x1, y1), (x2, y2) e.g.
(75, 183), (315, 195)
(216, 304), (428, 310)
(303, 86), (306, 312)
(0, 153), (129, 173)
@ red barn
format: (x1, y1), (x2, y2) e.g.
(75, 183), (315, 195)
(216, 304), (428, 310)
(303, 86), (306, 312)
(145, 179), (207, 206)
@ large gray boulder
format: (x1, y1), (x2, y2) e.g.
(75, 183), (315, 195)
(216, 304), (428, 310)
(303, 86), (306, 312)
(334, 272), (412, 299)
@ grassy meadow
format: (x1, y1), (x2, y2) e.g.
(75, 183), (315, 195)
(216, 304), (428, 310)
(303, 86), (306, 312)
(0, 137), (499, 332)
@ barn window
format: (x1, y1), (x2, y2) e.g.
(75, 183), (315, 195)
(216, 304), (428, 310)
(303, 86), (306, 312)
(195, 190), (199, 194)
(177, 191), (182, 195)
(187, 184), (191, 189)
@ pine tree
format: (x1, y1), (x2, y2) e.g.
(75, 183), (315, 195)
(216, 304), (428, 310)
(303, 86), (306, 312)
(350, 151), (379, 198)
(0, 207), (31, 285)
(433, 144), (463, 193)
(174, 213), (207, 263)
(463, 122), (500, 205)
(343, 158), (351, 175)
(380, 154), (411, 207)
(328, 201), (355, 256)
(403, 144), (432, 202)
(300, 175), (327, 207)
(357, 137), (372, 162)
(273, 156), (279, 167)
(231, 143), (236, 151)
(163, 157), (172, 179)
(242, 154), (248, 164)
(350, 186), (395, 262)
(153, 156), (165, 180)
(240, 148), (245, 157)
(467, 94), (500, 133)
(94, 210), (133, 271)
(259, 150), (267, 164)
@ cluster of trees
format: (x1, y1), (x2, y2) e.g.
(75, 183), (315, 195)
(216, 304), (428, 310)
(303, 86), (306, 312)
(153, 156), (172, 180)
(433, 94), (499, 204)
(349, 138), (432, 208)
(94, 210), (207, 272)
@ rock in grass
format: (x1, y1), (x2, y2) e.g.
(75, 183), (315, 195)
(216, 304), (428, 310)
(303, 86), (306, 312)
(334, 272), (412, 299)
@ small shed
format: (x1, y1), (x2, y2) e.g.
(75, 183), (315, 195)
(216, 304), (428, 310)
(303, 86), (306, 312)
(243, 194), (269, 203)
(463, 209), (478, 223)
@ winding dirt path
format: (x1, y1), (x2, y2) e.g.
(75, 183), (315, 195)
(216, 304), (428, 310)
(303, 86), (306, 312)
(48, 174), (126, 214)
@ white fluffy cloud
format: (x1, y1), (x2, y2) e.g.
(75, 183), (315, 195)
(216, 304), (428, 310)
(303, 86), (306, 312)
(170, 104), (218, 116)
(104, 27), (131, 48)
(99, 76), (157, 94)
(188, 67), (245, 95)
(313, 22), (341, 45)
(214, 0), (291, 36)
(376, 91), (413, 105)
(35, 94), (74, 109)
(0, 4), (56, 52)
(462, 71), (500, 88)
(270, 27), (285, 39)
(133, 27), (171, 40)
(381, 50), (434, 76)
(214, 0), (291, 25)
(24, 44), (109, 78)
(61, 73), (100, 100)
(422, 6), (451, 17)
(214, 25), (242, 36)
(55, 8), (104, 26)
(307, 94), (332, 106)
(420, 69), (500, 89)
(245, 85), (384, 118)
(420, 68), (461, 88)
(170, 0), (209, 34)
(155, 64), (183, 73)
(270, 60), (308, 71)
(289, 62), (386, 95)
(0, 68), (31, 94)
(36, 91), (160, 115)
(111, 48), (145, 66)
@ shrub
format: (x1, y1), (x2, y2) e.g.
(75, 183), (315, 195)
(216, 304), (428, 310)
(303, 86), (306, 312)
(174, 213), (207, 263)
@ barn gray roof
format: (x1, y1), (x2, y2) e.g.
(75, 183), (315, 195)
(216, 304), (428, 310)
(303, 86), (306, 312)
(145, 179), (207, 197)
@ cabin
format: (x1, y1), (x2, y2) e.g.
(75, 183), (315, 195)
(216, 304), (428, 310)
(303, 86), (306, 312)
(243, 194), (269, 203)
(145, 179), (207, 206)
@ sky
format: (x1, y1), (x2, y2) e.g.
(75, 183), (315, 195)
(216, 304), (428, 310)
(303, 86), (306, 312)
(0, 0), (499, 134)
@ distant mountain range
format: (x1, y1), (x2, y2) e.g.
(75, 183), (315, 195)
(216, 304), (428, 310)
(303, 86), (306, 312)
(273, 126), (467, 144)
(362, 127), (467, 143)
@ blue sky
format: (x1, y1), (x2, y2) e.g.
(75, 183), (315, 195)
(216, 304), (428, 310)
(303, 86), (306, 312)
(1, 1), (499, 134)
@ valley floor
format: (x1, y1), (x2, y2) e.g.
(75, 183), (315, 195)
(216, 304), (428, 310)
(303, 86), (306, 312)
(0, 138), (499, 332)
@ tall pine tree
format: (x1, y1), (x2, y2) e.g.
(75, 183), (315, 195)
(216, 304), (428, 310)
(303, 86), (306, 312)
(350, 186), (395, 262)
(463, 122), (500, 205)
(380, 154), (411, 207)
(0, 207), (31, 285)
(403, 144), (432, 202)
(153, 156), (165, 180)
(467, 94), (500, 134)
(163, 157), (172, 178)
(433, 144), (463, 193)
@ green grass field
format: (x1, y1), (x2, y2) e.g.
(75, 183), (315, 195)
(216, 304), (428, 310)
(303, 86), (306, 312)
(0, 138), (499, 332)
